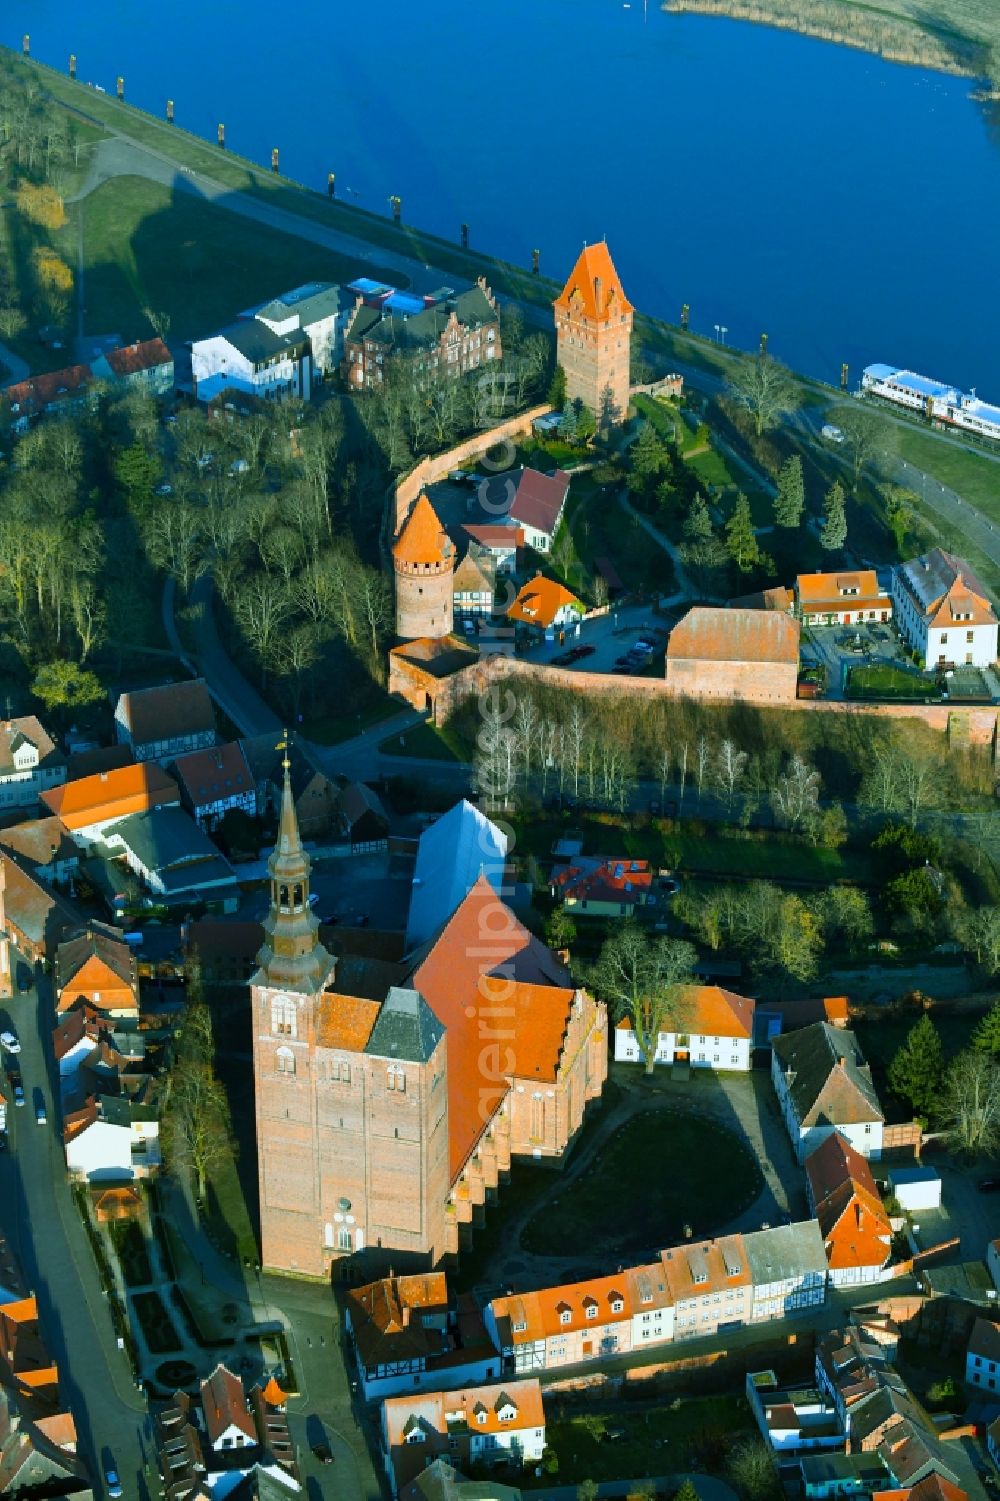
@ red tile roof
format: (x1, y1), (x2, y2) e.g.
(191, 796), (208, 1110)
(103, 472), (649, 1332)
(806, 1131), (892, 1272)
(172, 741), (254, 808)
(509, 468), (570, 538)
(668, 606), (801, 665)
(4, 363), (92, 418)
(463, 523), (523, 550)
(102, 337), (172, 376)
(553, 857), (653, 907)
(412, 875), (576, 1179)
(554, 242), (633, 322)
(200, 1363), (256, 1446)
(117, 679), (216, 748)
(508, 575), (582, 630)
(41, 763), (179, 830)
(394, 494), (454, 568)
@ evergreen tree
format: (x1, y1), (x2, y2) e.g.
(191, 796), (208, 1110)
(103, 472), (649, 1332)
(683, 492), (713, 543)
(630, 422), (671, 487)
(887, 1013), (945, 1118)
(973, 999), (1000, 1057)
(547, 364), (567, 409)
(674, 1483), (700, 1501)
(820, 480), (848, 551)
(773, 455), (805, 528)
(724, 491), (761, 572)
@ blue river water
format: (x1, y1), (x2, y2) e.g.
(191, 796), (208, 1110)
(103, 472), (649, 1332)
(3, 1), (998, 392)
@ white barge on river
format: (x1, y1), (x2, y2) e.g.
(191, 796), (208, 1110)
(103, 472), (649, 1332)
(862, 363), (1000, 444)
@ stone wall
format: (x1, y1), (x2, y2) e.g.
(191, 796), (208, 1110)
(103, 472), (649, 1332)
(392, 650), (998, 749)
(665, 656), (799, 705)
(393, 405), (554, 534)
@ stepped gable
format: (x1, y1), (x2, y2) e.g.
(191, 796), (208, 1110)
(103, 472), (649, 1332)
(554, 241), (633, 321)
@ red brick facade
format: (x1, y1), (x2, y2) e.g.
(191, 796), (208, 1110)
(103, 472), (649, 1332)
(554, 242), (633, 425)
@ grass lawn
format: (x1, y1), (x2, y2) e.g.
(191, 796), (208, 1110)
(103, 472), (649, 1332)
(380, 721), (462, 761)
(895, 426), (1000, 522)
(521, 1110), (763, 1259)
(131, 1290), (181, 1354)
(80, 175), (404, 343)
(563, 480), (676, 598)
(299, 687), (400, 746)
(510, 814), (880, 887)
(524, 1395), (751, 1487)
(204, 1149), (258, 1267)
(846, 662), (936, 700)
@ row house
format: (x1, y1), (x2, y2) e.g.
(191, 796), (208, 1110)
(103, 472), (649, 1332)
(346, 1273), (500, 1402)
(772, 1022), (884, 1163)
(157, 1365), (297, 1495)
(344, 280), (501, 390)
(486, 1222), (826, 1373)
(806, 1132), (893, 1286)
(615, 984), (756, 1072)
(381, 1379), (545, 1493)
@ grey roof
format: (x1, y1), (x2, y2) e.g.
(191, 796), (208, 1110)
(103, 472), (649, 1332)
(405, 800), (508, 950)
(225, 1468), (299, 1501)
(365, 986), (444, 1063)
(897, 547), (990, 613)
(259, 280), (341, 326)
(799, 1454), (886, 1486)
(110, 807), (236, 895)
(346, 285), (497, 352)
(214, 319), (309, 366)
(743, 1220), (828, 1285)
(773, 1022), (883, 1127)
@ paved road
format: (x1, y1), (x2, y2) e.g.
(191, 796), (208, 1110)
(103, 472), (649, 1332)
(188, 573), (281, 738)
(0, 965), (150, 1500)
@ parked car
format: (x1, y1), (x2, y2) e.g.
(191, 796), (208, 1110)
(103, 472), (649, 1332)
(13, 1081), (24, 1108)
(0, 1031), (20, 1055)
(105, 1465), (124, 1498)
(16, 969), (30, 994)
(312, 1443), (334, 1465)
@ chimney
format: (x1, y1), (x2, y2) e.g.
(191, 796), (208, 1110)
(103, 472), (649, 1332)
(837, 1056), (846, 1068)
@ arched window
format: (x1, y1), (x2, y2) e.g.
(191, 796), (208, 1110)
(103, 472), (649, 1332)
(278, 883), (290, 909)
(276, 1046), (295, 1076)
(271, 997), (296, 1038)
(387, 1064), (406, 1094)
(293, 883), (304, 909)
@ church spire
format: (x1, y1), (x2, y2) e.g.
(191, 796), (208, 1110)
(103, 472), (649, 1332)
(254, 734), (335, 995)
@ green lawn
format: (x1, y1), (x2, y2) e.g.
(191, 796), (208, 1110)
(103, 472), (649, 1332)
(846, 662), (936, 700)
(564, 479), (676, 598)
(510, 814), (880, 887)
(380, 721), (462, 761)
(525, 1395), (751, 1487)
(204, 1150), (258, 1267)
(521, 1110), (763, 1259)
(300, 688), (399, 746)
(80, 175), (405, 342)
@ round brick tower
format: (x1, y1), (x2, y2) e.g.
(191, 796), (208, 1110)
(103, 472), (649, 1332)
(393, 492), (455, 639)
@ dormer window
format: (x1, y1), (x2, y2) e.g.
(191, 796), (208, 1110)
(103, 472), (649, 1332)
(610, 1297), (624, 1314)
(476, 1409), (487, 1425)
(584, 1300), (598, 1320)
(557, 1304), (571, 1326)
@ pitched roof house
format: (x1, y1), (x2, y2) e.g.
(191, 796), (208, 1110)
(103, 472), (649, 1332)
(615, 984), (756, 1072)
(2, 362), (93, 431)
(796, 570), (892, 626)
(772, 1023), (884, 1163)
(91, 336), (174, 394)
(171, 741), (256, 828)
(115, 679), (217, 762)
(551, 856), (653, 916)
(103, 805), (238, 910)
(54, 925), (139, 1018)
(41, 762), (180, 845)
(507, 575), (583, 633)
(805, 1132), (893, 1285)
(0, 716), (66, 810)
(892, 548), (998, 669)
(345, 1272), (501, 1401)
(0, 818), (79, 886)
(479, 468), (570, 551)
(0, 854), (79, 964)
(201, 1362), (258, 1450)
(382, 1379), (546, 1493)
(666, 606), (801, 705)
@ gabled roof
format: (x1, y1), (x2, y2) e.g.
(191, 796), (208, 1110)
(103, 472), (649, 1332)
(773, 1023), (883, 1128)
(668, 606), (801, 665)
(490, 1264), (668, 1346)
(117, 678), (216, 748)
(660, 1234), (751, 1301)
(172, 741), (254, 807)
(347, 1272), (449, 1370)
(897, 548), (995, 625)
(797, 570), (890, 610)
(3, 362), (92, 418)
(383, 1379), (545, 1451)
(365, 986), (444, 1064)
(41, 762), (179, 830)
(405, 800), (508, 950)
(0, 716), (61, 777)
(508, 575), (582, 630)
(554, 856), (652, 907)
(394, 494), (454, 568)
(411, 875), (576, 1179)
(743, 1220), (829, 1284)
(317, 994), (383, 1052)
(968, 1316), (1000, 1364)
(210, 318), (309, 364)
(0, 817), (77, 870)
(1, 853), (79, 950)
(55, 923), (136, 998)
(506, 468), (570, 537)
(554, 241), (633, 322)
(200, 1362), (257, 1446)
(462, 523), (523, 551)
(453, 551), (495, 593)
(618, 984), (755, 1040)
(102, 337), (172, 376)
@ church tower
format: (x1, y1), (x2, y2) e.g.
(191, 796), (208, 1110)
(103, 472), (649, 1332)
(251, 744), (337, 1276)
(554, 241), (633, 427)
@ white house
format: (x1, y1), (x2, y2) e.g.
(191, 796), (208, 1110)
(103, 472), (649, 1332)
(251, 282), (343, 377)
(102, 806), (238, 911)
(887, 1165), (941, 1213)
(966, 1317), (1000, 1394)
(63, 1096), (159, 1181)
(192, 319), (312, 404)
(892, 548), (998, 670)
(381, 1380), (545, 1493)
(614, 985), (755, 1071)
(771, 1023), (884, 1164)
(481, 469), (570, 553)
(743, 1223), (828, 1323)
(0, 717), (66, 811)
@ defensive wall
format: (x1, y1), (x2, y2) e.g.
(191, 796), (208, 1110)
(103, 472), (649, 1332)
(387, 648), (1000, 748)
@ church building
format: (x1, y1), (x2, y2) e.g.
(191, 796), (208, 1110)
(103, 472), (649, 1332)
(252, 759), (608, 1278)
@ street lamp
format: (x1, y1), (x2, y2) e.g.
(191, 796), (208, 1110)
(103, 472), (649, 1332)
(713, 324), (720, 344)
(720, 326), (728, 346)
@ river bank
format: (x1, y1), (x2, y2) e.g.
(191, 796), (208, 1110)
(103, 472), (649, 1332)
(662, 0), (986, 77)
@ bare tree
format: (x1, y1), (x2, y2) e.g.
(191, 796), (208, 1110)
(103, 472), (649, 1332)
(939, 1051), (1000, 1157)
(715, 738), (748, 811)
(591, 925), (697, 1074)
(696, 734), (712, 804)
(729, 353), (798, 438)
(772, 755), (821, 833)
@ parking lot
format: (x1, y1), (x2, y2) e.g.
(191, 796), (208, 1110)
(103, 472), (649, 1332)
(522, 603), (669, 674)
(801, 619), (914, 700)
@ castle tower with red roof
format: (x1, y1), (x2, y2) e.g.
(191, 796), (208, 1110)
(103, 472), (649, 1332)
(554, 241), (633, 426)
(393, 493), (455, 640)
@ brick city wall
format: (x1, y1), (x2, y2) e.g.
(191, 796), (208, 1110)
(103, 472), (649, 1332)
(391, 652), (999, 748)
(393, 405), (554, 534)
(665, 657), (799, 704)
